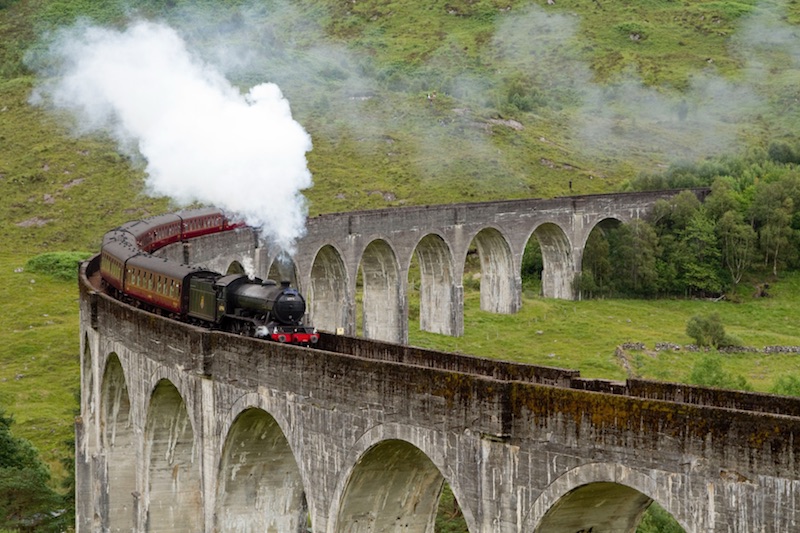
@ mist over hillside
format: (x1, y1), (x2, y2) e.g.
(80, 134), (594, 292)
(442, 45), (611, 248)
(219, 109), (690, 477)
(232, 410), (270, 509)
(8, 0), (800, 229)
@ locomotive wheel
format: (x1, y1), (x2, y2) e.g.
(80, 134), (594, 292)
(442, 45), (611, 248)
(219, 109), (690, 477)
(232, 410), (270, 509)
(227, 319), (255, 336)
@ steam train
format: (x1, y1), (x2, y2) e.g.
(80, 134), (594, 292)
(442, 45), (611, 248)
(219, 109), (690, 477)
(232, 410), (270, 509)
(99, 207), (319, 345)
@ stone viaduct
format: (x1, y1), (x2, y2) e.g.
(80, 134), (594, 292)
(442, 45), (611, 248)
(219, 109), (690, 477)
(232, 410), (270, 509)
(158, 189), (708, 344)
(78, 257), (800, 533)
(77, 191), (800, 533)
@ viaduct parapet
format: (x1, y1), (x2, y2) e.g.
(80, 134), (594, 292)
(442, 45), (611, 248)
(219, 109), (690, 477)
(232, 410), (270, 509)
(77, 190), (800, 532)
(157, 189), (708, 344)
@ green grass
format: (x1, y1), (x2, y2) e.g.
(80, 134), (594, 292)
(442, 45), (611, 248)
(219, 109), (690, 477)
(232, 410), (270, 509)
(0, 253), (80, 483)
(408, 274), (800, 389)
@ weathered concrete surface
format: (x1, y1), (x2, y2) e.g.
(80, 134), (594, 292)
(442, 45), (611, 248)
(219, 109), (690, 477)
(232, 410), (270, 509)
(79, 254), (800, 533)
(160, 190), (708, 343)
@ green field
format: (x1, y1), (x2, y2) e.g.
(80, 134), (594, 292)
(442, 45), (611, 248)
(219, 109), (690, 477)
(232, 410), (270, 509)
(3, 0), (800, 530)
(411, 276), (800, 388)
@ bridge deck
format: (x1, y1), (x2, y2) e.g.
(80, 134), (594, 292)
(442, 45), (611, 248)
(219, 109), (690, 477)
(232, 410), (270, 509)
(84, 254), (800, 421)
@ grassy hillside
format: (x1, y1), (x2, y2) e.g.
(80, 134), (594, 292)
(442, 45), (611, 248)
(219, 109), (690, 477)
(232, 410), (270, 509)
(2, 0), (800, 527)
(5, 0), (800, 222)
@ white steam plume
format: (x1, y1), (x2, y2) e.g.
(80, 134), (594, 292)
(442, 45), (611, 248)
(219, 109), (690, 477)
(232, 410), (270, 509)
(30, 20), (312, 253)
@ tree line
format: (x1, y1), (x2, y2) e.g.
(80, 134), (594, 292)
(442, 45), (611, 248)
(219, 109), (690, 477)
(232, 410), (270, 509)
(572, 148), (800, 299)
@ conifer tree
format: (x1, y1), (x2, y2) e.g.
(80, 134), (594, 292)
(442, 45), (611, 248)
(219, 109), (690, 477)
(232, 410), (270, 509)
(0, 410), (65, 532)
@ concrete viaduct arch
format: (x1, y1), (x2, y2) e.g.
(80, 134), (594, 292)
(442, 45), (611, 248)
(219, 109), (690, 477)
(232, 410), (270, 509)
(525, 462), (692, 532)
(162, 189), (707, 344)
(79, 249), (800, 532)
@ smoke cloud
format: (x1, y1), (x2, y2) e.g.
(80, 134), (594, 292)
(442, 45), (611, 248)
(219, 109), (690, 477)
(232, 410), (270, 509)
(29, 20), (312, 253)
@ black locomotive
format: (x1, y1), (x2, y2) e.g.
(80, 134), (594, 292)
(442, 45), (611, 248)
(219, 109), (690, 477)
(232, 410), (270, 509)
(99, 208), (318, 345)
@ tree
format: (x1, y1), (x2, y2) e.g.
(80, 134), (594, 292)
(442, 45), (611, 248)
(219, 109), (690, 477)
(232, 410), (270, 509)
(686, 314), (726, 348)
(520, 239), (543, 286)
(680, 210), (723, 296)
(760, 211), (792, 276)
(650, 192), (706, 296)
(573, 270), (599, 299)
(716, 210), (755, 287)
(609, 220), (659, 296)
(579, 227), (612, 298)
(704, 177), (747, 221)
(750, 181), (796, 276)
(654, 233), (682, 294)
(0, 410), (65, 532)
(767, 141), (800, 165)
(650, 190), (702, 236)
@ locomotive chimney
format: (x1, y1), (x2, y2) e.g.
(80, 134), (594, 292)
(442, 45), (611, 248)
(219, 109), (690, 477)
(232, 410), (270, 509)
(280, 280), (291, 288)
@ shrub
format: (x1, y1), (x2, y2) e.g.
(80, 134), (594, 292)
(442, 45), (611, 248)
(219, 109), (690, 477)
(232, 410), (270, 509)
(615, 21), (649, 41)
(685, 313), (738, 348)
(771, 375), (800, 397)
(24, 252), (92, 282)
(502, 75), (547, 113)
(688, 353), (752, 391)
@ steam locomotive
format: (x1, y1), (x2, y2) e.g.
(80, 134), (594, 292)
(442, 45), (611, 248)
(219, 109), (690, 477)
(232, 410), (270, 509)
(99, 207), (318, 345)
